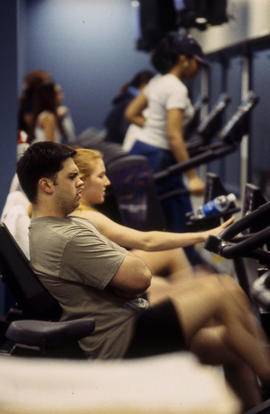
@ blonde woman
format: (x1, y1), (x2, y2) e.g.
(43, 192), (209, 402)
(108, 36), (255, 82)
(72, 148), (233, 298)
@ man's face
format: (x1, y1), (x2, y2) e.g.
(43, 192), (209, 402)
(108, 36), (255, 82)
(53, 157), (84, 215)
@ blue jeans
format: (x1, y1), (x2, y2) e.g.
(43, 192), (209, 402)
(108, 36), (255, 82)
(129, 140), (199, 264)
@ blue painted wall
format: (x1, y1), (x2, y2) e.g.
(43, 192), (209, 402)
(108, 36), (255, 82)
(0, 1), (18, 206)
(0, 1), (19, 314)
(23, 0), (152, 135)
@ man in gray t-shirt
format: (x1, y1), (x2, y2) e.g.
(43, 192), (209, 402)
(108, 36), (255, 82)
(16, 142), (270, 410)
(30, 215), (144, 358)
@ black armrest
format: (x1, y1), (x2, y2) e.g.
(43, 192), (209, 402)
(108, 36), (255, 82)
(6, 318), (95, 347)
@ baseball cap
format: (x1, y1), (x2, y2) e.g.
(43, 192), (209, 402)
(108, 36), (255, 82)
(169, 32), (210, 67)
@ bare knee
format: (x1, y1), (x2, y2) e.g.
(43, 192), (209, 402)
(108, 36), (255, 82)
(219, 274), (251, 307)
(190, 325), (252, 368)
(196, 276), (246, 317)
(197, 275), (225, 297)
(219, 274), (239, 288)
(190, 326), (235, 365)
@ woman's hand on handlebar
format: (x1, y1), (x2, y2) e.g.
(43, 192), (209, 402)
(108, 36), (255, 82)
(202, 217), (235, 241)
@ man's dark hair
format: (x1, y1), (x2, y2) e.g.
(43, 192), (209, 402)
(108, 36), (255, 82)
(16, 142), (76, 203)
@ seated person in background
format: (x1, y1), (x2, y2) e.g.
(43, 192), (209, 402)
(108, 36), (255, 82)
(104, 70), (154, 145)
(72, 147), (231, 287)
(16, 142), (270, 411)
(18, 69), (53, 135)
(28, 81), (76, 145)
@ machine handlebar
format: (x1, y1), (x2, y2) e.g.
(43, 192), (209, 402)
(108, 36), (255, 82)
(204, 202), (270, 261)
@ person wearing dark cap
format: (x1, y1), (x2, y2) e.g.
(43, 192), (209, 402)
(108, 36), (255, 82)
(124, 32), (209, 263)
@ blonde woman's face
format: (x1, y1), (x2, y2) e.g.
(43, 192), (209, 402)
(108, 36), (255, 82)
(82, 159), (110, 205)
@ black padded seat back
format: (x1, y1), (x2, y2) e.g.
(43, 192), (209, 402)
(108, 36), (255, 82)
(89, 141), (127, 168)
(107, 155), (166, 231)
(0, 222), (61, 320)
(77, 131), (127, 167)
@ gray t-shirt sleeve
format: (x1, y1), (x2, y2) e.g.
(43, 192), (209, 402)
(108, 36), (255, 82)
(61, 228), (127, 290)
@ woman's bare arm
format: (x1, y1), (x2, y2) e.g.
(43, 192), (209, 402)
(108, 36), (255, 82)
(167, 108), (205, 195)
(39, 112), (57, 142)
(125, 93), (148, 127)
(73, 209), (234, 251)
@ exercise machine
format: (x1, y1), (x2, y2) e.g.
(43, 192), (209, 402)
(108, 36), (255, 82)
(186, 93), (231, 157)
(205, 184), (270, 297)
(154, 90), (258, 183)
(184, 94), (208, 141)
(203, 184), (270, 414)
(78, 91), (258, 232)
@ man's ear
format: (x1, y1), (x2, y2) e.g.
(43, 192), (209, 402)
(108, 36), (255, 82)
(38, 177), (54, 195)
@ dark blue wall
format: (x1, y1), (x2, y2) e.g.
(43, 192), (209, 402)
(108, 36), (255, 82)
(0, 2), (18, 206)
(23, 0), (152, 135)
(0, 1), (19, 314)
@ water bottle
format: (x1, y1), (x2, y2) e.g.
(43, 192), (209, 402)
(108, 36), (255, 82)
(197, 193), (236, 218)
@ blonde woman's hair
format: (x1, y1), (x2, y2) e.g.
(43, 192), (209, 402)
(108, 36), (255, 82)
(73, 148), (103, 180)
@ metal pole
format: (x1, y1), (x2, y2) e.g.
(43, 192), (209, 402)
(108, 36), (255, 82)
(240, 55), (250, 201)
(199, 67), (209, 181)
